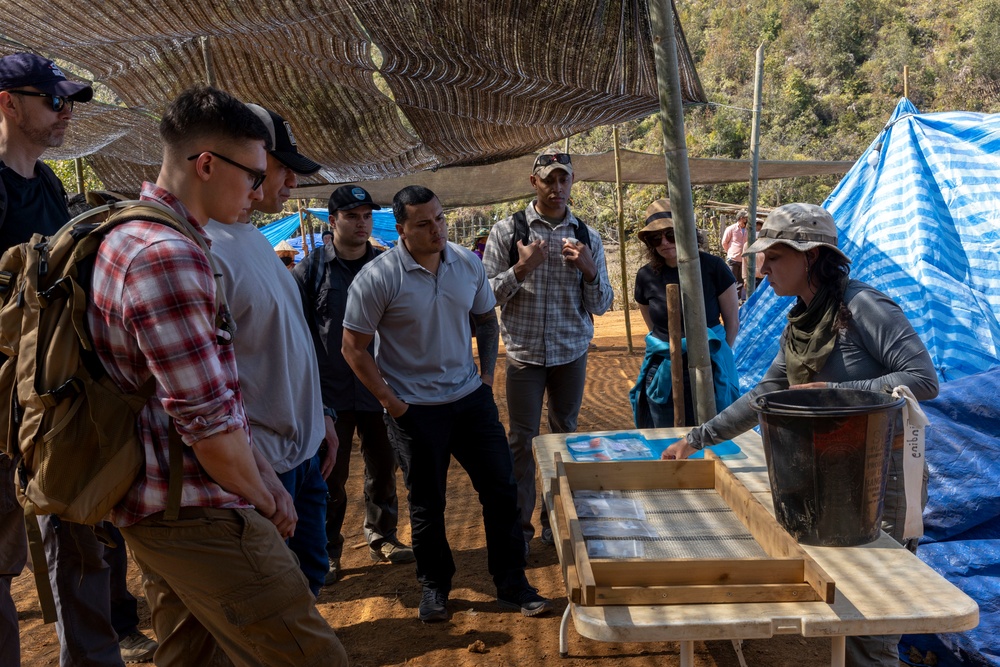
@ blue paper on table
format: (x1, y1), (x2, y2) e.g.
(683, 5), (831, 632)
(565, 433), (745, 461)
(645, 438), (747, 460)
(565, 432), (654, 461)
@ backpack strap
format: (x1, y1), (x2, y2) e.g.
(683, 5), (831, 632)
(80, 201), (236, 345)
(164, 425), (184, 522)
(574, 216), (592, 249)
(23, 507), (57, 624)
(507, 210), (530, 267)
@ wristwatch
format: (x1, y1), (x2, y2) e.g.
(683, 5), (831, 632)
(322, 406), (337, 421)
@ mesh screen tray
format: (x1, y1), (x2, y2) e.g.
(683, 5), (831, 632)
(553, 454), (836, 606)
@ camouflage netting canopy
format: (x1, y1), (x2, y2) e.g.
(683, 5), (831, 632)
(0, 0), (705, 196)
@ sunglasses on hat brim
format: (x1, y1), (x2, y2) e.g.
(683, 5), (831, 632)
(534, 153), (572, 168)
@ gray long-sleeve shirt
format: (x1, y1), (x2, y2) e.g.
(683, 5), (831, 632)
(688, 280), (939, 449)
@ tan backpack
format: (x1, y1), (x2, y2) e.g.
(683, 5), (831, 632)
(0, 200), (233, 621)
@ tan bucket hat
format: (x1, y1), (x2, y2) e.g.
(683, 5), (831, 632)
(636, 199), (674, 243)
(743, 203), (850, 263)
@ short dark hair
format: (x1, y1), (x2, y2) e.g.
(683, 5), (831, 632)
(321, 229), (333, 240)
(392, 185), (437, 225)
(160, 85), (271, 150)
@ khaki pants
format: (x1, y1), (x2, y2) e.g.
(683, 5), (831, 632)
(122, 508), (347, 667)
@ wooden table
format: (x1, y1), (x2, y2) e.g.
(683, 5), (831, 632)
(534, 428), (979, 667)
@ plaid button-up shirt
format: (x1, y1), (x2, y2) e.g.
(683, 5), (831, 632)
(87, 182), (251, 526)
(483, 203), (614, 366)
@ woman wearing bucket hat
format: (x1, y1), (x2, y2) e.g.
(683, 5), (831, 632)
(629, 199), (741, 428)
(663, 202), (938, 667)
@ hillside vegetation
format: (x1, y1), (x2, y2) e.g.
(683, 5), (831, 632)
(51, 0), (1000, 240)
(455, 0), (1000, 242)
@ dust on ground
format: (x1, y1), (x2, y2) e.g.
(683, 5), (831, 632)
(14, 310), (833, 666)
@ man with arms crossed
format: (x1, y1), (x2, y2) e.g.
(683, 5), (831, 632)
(86, 85), (345, 665)
(342, 185), (551, 623)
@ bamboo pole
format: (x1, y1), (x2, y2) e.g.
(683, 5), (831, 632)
(201, 36), (216, 87)
(746, 43), (765, 297)
(903, 65), (909, 99)
(666, 284), (685, 426)
(612, 126), (634, 354)
(647, 0), (716, 424)
(73, 158), (86, 196)
(299, 205), (309, 257)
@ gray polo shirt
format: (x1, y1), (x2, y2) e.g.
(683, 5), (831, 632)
(344, 241), (496, 405)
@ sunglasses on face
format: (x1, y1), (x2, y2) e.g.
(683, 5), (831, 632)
(646, 229), (676, 245)
(7, 89), (74, 113)
(534, 153), (572, 168)
(187, 151), (267, 191)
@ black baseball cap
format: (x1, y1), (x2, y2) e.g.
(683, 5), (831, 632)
(328, 184), (381, 213)
(0, 53), (93, 102)
(246, 103), (321, 175)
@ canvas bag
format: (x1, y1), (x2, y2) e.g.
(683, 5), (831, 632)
(0, 199), (232, 524)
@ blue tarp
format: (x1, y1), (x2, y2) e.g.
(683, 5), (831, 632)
(735, 99), (1000, 666)
(259, 207), (399, 262)
(736, 99), (1000, 389)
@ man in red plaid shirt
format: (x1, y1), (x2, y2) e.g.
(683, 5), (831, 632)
(86, 86), (345, 666)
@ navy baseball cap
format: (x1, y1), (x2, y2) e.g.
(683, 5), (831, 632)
(328, 184), (381, 213)
(246, 104), (321, 175)
(0, 53), (93, 102)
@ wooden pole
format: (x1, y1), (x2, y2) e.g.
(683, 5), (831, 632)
(73, 157), (86, 195)
(612, 125), (634, 354)
(746, 42), (765, 297)
(647, 0), (716, 424)
(903, 65), (909, 99)
(201, 36), (216, 87)
(299, 205), (309, 257)
(666, 284), (685, 426)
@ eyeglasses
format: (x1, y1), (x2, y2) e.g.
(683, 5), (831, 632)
(187, 151), (266, 191)
(534, 153), (572, 168)
(6, 90), (74, 113)
(646, 229), (676, 245)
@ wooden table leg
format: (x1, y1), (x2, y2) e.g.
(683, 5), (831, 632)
(830, 636), (846, 667)
(559, 604), (571, 657)
(679, 640), (694, 667)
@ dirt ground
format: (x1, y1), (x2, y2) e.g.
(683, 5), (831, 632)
(13, 310), (838, 666)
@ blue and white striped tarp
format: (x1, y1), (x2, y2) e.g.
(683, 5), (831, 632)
(735, 98), (1000, 388)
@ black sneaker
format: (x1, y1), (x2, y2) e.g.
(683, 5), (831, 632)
(496, 586), (553, 617)
(418, 586), (448, 623)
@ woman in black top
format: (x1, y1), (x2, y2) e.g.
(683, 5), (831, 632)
(630, 199), (740, 427)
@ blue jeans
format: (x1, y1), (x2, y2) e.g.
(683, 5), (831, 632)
(278, 453), (329, 597)
(40, 516), (136, 667)
(383, 384), (528, 593)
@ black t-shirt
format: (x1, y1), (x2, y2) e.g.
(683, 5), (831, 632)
(339, 254), (368, 276)
(0, 164), (70, 254)
(633, 251), (736, 342)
